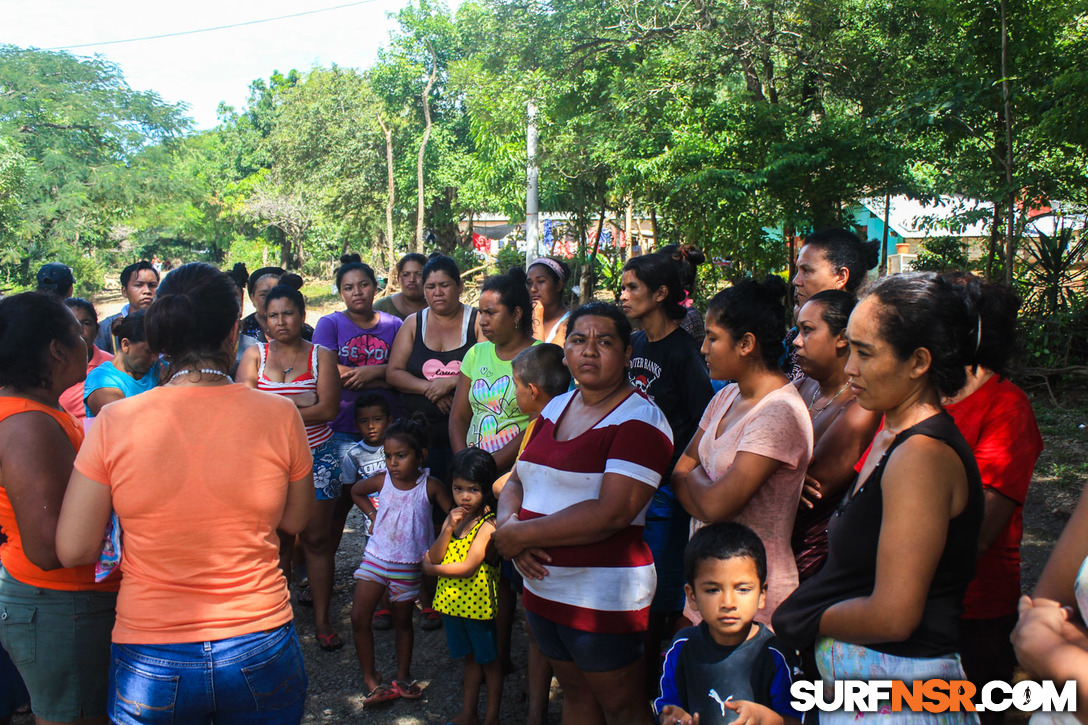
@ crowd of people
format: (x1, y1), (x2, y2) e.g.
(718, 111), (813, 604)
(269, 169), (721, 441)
(0, 228), (1081, 725)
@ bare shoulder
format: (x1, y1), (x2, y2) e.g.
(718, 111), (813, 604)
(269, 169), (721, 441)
(883, 434), (965, 494)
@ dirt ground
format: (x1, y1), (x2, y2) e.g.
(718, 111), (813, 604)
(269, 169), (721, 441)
(56, 288), (1088, 724)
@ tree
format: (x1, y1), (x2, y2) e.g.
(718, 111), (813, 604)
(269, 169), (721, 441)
(0, 46), (189, 287)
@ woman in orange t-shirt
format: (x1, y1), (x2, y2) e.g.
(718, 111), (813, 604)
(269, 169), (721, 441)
(0, 292), (119, 724)
(57, 263), (315, 725)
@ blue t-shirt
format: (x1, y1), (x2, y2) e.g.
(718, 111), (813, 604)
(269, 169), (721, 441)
(83, 360), (161, 417)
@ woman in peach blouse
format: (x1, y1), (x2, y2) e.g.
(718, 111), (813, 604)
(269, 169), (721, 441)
(673, 276), (813, 624)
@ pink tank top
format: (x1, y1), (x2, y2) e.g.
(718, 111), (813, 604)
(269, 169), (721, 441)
(366, 469), (435, 564)
(256, 343), (333, 449)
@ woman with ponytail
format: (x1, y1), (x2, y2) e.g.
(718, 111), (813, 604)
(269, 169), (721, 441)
(57, 263), (314, 723)
(672, 275), (813, 625)
(942, 273), (1042, 723)
(83, 309), (162, 420)
(659, 243), (708, 345)
(773, 272), (984, 724)
(620, 252), (713, 680)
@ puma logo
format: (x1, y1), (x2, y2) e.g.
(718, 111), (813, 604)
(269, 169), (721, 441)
(708, 688), (732, 716)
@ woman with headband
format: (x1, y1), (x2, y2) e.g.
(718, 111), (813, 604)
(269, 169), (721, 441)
(526, 257), (571, 346)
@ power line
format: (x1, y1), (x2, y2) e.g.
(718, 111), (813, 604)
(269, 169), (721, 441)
(42, 0), (381, 51)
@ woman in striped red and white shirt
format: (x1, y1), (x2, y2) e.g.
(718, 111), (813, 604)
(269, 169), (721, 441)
(494, 302), (674, 725)
(239, 283), (343, 650)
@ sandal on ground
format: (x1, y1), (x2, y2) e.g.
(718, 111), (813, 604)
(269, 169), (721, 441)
(297, 586), (313, 606)
(392, 680), (423, 699)
(420, 607), (442, 631)
(363, 683), (399, 705)
(316, 632), (343, 651)
(373, 609), (393, 630)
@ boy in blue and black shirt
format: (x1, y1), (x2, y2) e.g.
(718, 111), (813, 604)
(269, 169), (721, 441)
(655, 522), (805, 725)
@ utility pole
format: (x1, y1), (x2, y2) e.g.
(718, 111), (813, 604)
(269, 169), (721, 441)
(525, 100), (542, 265)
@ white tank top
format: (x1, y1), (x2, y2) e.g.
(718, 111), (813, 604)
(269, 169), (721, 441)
(366, 469), (435, 564)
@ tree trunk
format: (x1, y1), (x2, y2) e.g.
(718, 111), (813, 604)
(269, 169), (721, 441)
(986, 199), (1002, 281)
(1000, 0), (1017, 285)
(416, 42), (439, 253)
(581, 199), (608, 305)
(650, 207), (659, 251)
(376, 112), (396, 273)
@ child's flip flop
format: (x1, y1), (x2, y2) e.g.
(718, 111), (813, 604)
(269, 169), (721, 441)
(392, 680), (423, 699)
(363, 683), (399, 705)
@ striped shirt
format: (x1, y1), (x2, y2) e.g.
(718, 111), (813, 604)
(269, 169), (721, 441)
(516, 390), (674, 633)
(256, 343), (333, 449)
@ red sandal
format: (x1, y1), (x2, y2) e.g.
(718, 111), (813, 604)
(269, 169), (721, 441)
(372, 609), (392, 630)
(363, 683), (399, 705)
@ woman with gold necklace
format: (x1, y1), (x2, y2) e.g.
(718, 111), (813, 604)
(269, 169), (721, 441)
(238, 284), (342, 650)
(790, 290), (881, 583)
(57, 263), (315, 723)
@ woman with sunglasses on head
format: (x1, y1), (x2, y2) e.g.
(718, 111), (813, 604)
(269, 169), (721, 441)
(494, 303), (674, 725)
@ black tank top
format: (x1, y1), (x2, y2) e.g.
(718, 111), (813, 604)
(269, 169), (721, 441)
(772, 410), (983, 657)
(404, 305), (478, 447)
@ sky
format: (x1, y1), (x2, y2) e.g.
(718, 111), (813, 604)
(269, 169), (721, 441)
(4, 0), (455, 130)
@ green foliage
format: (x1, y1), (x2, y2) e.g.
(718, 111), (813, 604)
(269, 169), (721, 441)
(1019, 309), (1088, 369)
(1018, 225), (1088, 315)
(494, 244), (523, 275)
(0, 46), (189, 289)
(913, 236), (971, 272)
(449, 245), (481, 278)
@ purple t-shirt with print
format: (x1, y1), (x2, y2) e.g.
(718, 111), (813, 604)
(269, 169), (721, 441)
(313, 310), (402, 433)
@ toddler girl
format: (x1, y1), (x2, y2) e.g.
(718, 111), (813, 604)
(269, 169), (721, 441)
(423, 447), (502, 725)
(351, 416), (451, 704)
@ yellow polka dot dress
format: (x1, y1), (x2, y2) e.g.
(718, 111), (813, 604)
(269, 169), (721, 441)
(433, 513), (498, 620)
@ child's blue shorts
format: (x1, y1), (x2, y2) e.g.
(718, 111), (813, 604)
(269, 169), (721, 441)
(442, 614), (498, 665)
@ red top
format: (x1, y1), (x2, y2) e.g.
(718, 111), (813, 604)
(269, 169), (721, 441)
(946, 376), (1042, 619)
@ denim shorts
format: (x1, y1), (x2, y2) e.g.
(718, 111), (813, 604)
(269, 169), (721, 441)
(311, 438), (343, 501)
(443, 615), (498, 665)
(110, 622), (307, 725)
(0, 567), (117, 722)
(526, 610), (643, 673)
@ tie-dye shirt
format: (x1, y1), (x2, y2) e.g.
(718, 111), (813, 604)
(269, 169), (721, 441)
(460, 340), (540, 453)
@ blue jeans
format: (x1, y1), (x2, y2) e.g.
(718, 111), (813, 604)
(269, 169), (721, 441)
(109, 623), (307, 725)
